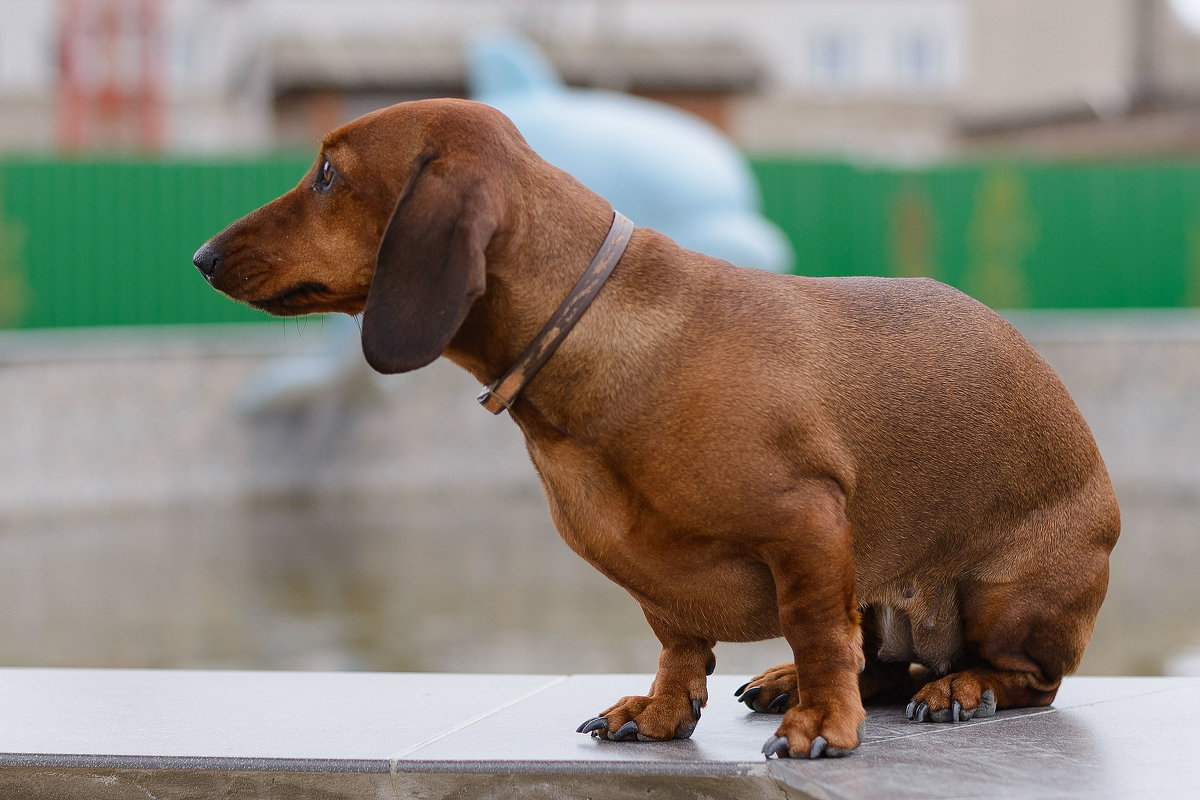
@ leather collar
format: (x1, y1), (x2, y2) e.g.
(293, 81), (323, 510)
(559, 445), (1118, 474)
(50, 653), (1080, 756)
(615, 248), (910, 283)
(478, 210), (634, 415)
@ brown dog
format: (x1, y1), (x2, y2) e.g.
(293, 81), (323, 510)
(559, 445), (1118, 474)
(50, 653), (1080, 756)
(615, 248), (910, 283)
(193, 98), (1119, 758)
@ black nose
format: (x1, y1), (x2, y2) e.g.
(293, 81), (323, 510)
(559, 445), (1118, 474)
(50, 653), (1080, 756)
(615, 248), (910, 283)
(193, 243), (221, 282)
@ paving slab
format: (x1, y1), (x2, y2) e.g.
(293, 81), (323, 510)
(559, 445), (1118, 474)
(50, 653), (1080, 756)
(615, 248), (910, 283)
(0, 669), (1196, 799)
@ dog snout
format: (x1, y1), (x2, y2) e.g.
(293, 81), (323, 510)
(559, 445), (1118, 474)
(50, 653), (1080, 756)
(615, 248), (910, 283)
(192, 242), (222, 282)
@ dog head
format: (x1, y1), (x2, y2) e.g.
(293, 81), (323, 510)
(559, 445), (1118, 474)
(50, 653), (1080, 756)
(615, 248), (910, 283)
(192, 98), (522, 373)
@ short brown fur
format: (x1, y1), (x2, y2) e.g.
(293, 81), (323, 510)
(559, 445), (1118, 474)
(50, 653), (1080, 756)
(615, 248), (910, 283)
(193, 99), (1119, 757)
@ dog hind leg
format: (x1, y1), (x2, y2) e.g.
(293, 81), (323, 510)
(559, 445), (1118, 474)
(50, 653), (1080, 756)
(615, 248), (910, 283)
(737, 629), (918, 715)
(907, 490), (1117, 724)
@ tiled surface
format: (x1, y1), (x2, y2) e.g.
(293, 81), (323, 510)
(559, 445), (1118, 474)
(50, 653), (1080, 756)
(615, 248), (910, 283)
(0, 670), (1197, 799)
(0, 668), (562, 769)
(404, 673), (784, 773)
(772, 679), (1200, 800)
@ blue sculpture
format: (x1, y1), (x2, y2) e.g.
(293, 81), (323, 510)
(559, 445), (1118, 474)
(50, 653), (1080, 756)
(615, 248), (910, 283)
(468, 32), (792, 273)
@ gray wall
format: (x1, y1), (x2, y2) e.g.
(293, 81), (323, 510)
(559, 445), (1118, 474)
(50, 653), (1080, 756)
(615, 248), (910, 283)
(4, 311), (1194, 514)
(2, 311), (1198, 676)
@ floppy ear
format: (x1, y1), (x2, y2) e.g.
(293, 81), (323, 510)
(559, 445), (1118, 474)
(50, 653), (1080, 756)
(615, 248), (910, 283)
(360, 153), (498, 373)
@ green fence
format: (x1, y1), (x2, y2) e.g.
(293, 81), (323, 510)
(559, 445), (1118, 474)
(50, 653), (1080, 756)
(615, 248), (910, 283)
(752, 159), (1200, 309)
(0, 155), (312, 329)
(2, 155), (1199, 329)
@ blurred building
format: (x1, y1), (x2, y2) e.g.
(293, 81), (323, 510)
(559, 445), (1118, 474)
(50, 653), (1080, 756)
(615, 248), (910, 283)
(1, 0), (1199, 159)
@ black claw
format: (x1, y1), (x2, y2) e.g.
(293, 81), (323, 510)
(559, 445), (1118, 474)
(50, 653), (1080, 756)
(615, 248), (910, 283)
(577, 716), (608, 735)
(977, 689), (997, 718)
(915, 702), (929, 723)
(809, 736), (828, 759)
(952, 700), (962, 723)
(905, 700), (917, 719)
(692, 698), (703, 721)
(740, 686), (763, 709)
(614, 721), (639, 741)
(766, 693), (789, 713)
(930, 706), (953, 723)
(734, 681), (751, 697)
(762, 735), (790, 758)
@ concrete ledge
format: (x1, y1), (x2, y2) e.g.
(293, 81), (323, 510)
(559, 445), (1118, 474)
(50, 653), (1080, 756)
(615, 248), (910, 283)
(0, 670), (1197, 799)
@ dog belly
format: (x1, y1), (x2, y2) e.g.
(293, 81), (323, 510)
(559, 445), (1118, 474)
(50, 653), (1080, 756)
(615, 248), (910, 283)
(635, 562), (784, 643)
(567, 526), (783, 643)
(866, 598), (964, 674)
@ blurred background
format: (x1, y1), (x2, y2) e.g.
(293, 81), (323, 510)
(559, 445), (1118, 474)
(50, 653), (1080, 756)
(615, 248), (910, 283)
(1, 0), (1198, 680)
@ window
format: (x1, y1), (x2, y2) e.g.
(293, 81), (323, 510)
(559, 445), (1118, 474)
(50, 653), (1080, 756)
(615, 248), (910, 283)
(896, 29), (944, 88)
(810, 30), (859, 89)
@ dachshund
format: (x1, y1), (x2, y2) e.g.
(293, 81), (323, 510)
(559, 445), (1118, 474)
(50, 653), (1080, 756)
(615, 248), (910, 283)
(193, 98), (1120, 758)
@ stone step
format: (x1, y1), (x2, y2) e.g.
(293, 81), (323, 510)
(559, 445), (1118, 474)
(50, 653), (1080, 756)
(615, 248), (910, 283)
(0, 670), (1196, 799)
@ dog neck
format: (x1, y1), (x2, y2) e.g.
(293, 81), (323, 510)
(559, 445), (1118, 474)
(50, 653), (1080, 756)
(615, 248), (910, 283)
(476, 211), (634, 415)
(441, 179), (694, 439)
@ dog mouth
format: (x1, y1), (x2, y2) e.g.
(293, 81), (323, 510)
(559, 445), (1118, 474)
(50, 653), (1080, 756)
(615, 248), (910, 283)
(249, 282), (333, 315)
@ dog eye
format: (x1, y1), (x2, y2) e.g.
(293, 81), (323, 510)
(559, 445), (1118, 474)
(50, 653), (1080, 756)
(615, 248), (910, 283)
(314, 157), (336, 192)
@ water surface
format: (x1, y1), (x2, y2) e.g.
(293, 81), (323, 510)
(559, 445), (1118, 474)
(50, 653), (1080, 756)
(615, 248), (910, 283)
(0, 488), (1193, 678)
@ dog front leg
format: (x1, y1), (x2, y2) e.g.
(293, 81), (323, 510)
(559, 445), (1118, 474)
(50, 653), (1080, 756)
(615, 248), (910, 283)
(760, 491), (866, 759)
(577, 615), (714, 742)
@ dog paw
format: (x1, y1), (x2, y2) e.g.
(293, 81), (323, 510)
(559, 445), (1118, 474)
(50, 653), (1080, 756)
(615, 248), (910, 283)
(735, 663), (797, 713)
(762, 704), (865, 759)
(577, 694), (704, 742)
(906, 673), (997, 723)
